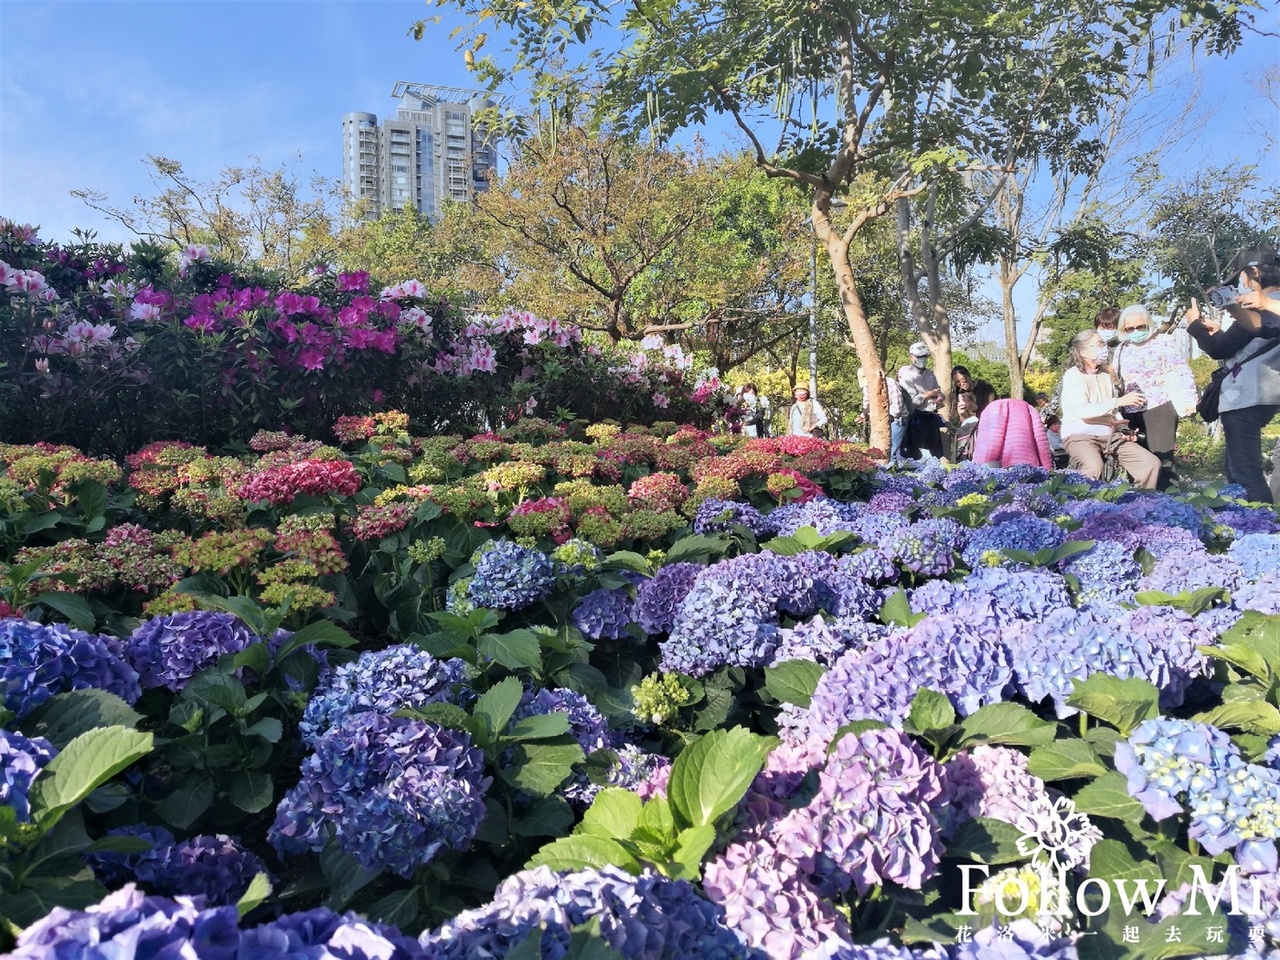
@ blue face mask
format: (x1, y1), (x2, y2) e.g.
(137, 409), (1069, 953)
(1125, 328), (1152, 345)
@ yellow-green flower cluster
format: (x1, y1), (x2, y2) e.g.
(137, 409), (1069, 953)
(407, 537), (448, 565)
(631, 672), (695, 726)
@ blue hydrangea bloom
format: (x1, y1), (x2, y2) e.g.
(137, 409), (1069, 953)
(299, 644), (470, 745)
(660, 560), (781, 677)
(421, 865), (755, 960)
(880, 519), (964, 577)
(85, 823), (176, 887)
(469, 540), (556, 610)
(126, 612), (256, 693)
(635, 563), (702, 636)
(1229, 534), (1280, 580)
(126, 833), (269, 906)
(1061, 540), (1141, 614)
(1213, 506), (1280, 537)
(1235, 572), (1280, 615)
(243, 906), (428, 959)
(1121, 493), (1207, 534)
(573, 587), (638, 640)
(960, 515), (1065, 568)
(767, 498), (862, 537)
(270, 712), (489, 878)
(911, 567), (1071, 633)
(693, 499), (773, 537)
(836, 550), (900, 587)
(771, 615), (890, 667)
(0, 729), (56, 822)
(1, 618), (140, 719)
(1138, 546), (1243, 596)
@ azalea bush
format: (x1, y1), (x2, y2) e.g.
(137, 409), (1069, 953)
(0, 221), (718, 454)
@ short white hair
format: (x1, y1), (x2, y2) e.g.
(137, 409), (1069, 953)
(1119, 304), (1150, 328)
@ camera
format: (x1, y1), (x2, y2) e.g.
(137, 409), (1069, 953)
(1206, 285), (1239, 308)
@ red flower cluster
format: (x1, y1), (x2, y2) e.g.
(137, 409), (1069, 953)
(233, 458), (361, 506)
(627, 472), (690, 513)
(347, 502), (415, 541)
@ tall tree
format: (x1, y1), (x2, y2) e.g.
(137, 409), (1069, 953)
(427, 0), (1252, 452)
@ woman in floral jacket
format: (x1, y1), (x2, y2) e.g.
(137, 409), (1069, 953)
(1111, 304), (1198, 488)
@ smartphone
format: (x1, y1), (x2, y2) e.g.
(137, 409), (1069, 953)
(1206, 285), (1239, 308)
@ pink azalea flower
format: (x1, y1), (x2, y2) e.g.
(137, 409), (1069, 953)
(178, 244), (211, 272)
(470, 342), (497, 373)
(523, 328), (543, 345)
(525, 397), (538, 413)
(129, 301), (162, 322)
(652, 392), (670, 408)
(337, 270), (370, 293)
(296, 347), (326, 371)
(184, 313), (220, 334)
(34, 358), (50, 375)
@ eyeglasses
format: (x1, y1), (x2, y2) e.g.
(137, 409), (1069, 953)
(1122, 324), (1149, 333)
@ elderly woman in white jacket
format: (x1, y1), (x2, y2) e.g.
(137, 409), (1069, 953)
(1059, 329), (1161, 488)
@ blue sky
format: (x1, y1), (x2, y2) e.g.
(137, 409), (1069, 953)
(1, 0), (1277, 254)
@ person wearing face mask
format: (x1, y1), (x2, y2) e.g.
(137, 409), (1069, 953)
(898, 342), (946, 458)
(1111, 304), (1198, 488)
(1186, 246), (1280, 503)
(1045, 307), (1121, 418)
(736, 383), (771, 438)
(1059, 328), (1161, 488)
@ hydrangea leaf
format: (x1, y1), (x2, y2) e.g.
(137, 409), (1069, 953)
(878, 589), (925, 627)
(763, 660), (826, 708)
(667, 726), (777, 830)
(506, 738), (585, 796)
(949, 703), (1056, 753)
(1191, 699), (1280, 736)
(478, 629), (543, 671)
(942, 817), (1027, 864)
(527, 834), (639, 872)
(906, 688), (957, 734)
(1086, 838), (1162, 883)
(156, 776), (214, 830)
(568, 917), (628, 960)
(1071, 770), (1146, 822)
(668, 823), (717, 880)
(1027, 739), (1106, 781)
(235, 872), (272, 918)
(511, 796), (575, 838)
(602, 551), (652, 575)
(320, 842), (383, 909)
(1202, 642), (1270, 683)
(367, 886), (419, 928)
(576, 788), (643, 840)
(29, 592), (96, 632)
(31, 726), (153, 833)
(1066, 675), (1160, 737)
(507, 712), (572, 741)
(663, 534), (729, 564)
(227, 770), (273, 813)
(276, 619), (359, 658)
(1218, 611), (1280, 678)
(635, 796), (675, 842)
(21, 690), (141, 751)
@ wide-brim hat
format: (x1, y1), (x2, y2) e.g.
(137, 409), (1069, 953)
(792, 386), (809, 397)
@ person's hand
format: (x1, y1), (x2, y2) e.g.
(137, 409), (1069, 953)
(1185, 298), (1203, 325)
(1118, 391), (1145, 407)
(1238, 289), (1280, 312)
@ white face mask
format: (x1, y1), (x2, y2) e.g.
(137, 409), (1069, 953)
(1091, 345), (1109, 363)
(1098, 328), (1118, 344)
(913, 356), (928, 368)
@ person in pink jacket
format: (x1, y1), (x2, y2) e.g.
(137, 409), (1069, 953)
(970, 397), (1054, 469)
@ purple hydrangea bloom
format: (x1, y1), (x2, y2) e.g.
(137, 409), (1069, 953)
(1138, 546), (1243, 596)
(270, 712), (489, 877)
(126, 612), (256, 693)
(573, 586), (638, 640)
(132, 834), (269, 906)
(771, 615), (890, 667)
(911, 567), (1071, 633)
(512, 686), (611, 805)
(767, 498), (862, 537)
(1060, 540), (1140, 614)
(1137, 523), (1208, 561)
(775, 728), (947, 897)
(1197, 605), (1243, 637)
(422, 865), (755, 960)
(693, 498), (773, 537)
(469, 540), (556, 610)
(1121, 493), (1207, 533)
(865, 489), (918, 518)
(1229, 534), (1280, 580)
(243, 906), (429, 959)
(950, 919), (1078, 959)
(880, 519), (965, 577)
(85, 823), (176, 886)
(1115, 607), (1213, 707)
(1235, 572), (1280, 615)
(635, 562), (703, 635)
(1, 618), (140, 718)
(944, 746), (1047, 830)
(299, 644), (470, 745)
(0, 729), (56, 822)
(960, 515), (1065, 568)
(836, 549), (900, 587)
(1213, 506), (1280, 537)
(606, 744), (672, 801)
(7, 885), (241, 960)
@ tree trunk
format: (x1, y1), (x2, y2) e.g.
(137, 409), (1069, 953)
(1000, 256), (1024, 398)
(825, 236), (889, 456)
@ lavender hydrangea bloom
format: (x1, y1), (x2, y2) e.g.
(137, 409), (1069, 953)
(1213, 506), (1280, 537)
(944, 746), (1047, 831)
(573, 587), (638, 640)
(299, 644), (470, 745)
(776, 728), (947, 897)
(85, 823), (176, 886)
(270, 712), (489, 877)
(693, 498), (772, 537)
(880, 519), (964, 577)
(1115, 607), (1213, 707)
(960, 515), (1065, 568)
(1122, 494), (1207, 534)
(130, 834), (269, 906)
(1230, 534), (1280, 580)
(635, 563), (703, 635)
(1235, 572), (1280, 615)
(837, 549), (900, 587)
(865, 489), (918, 518)
(911, 568), (1070, 634)
(1197, 605), (1243, 637)
(607, 744), (672, 801)
(1061, 540), (1140, 614)
(1136, 523), (1207, 561)
(126, 612), (256, 693)
(422, 865), (755, 960)
(1, 618), (140, 718)
(0, 729), (56, 822)
(767, 498), (862, 537)
(7, 885), (242, 960)
(950, 920), (1078, 959)
(1137, 546), (1243, 596)
(799, 939), (919, 960)
(1114, 718), (1239, 821)
(469, 540), (556, 610)
(771, 615), (890, 667)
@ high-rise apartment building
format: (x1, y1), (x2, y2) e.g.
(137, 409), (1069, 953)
(342, 82), (497, 221)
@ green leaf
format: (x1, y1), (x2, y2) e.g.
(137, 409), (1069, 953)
(244, 718), (284, 743)
(667, 727), (777, 830)
(663, 534), (729, 564)
(951, 703), (1056, 752)
(30, 591), (96, 631)
(21, 690), (142, 750)
(368, 887), (420, 928)
(763, 660), (826, 708)
(636, 797), (675, 842)
(568, 918), (628, 960)
(321, 842), (383, 909)
(232, 642), (271, 677)
(31, 726), (153, 832)
(156, 777), (215, 829)
(1087, 839), (1163, 883)
(398, 702), (473, 731)
(878, 588), (924, 627)
(527, 835), (639, 872)
(943, 817), (1027, 865)
(1066, 675), (1160, 736)
(177, 593), (271, 637)
(1193, 699), (1280, 736)
(1072, 770), (1146, 821)
(478, 628), (543, 671)
(1134, 586), (1227, 615)
(506, 738), (585, 796)
(907, 688), (957, 733)
(236, 873), (273, 918)
(227, 770), (274, 813)
(1027, 739), (1107, 781)
(1220, 611), (1280, 676)
(183, 671), (247, 713)
(85, 835), (154, 856)
(507, 712), (571, 740)
(274, 618), (359, 661)
(668, 823), (717, 879)
(603, 551), (652, 575)
(474, 676), (524, 741)
(511, 795), (576, 837)
(1204, 642), (1271, 682)
(577, 788), (643, 840)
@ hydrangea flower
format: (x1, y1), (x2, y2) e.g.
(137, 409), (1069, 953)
(944, 746), (1047, 831)
(85, 823), (176, 886)
(880, 519), (964, 577)
(1, 618), (140, 718)
(635, 563), (703, 636)
(551, 537), (605, 575)
(767, 498), (862, 537)
(1121, 494), (1206, 534)
(1137, 546), (1243, 596)
(271, 712), (489, 877)
(951, 919), (1078, 959)
(0, 729), (56, 822)
(511, 686), (610, 804)
(960, 515), (1065, 568)
(242, 906), (429, 959)
(771, 615), (890, 667)
(692, 498), (773, 537)
(573, 587), (637, 640)
(911, 567), (1071, 633)
(836, 549), (900, 587)
(421, 865), (754, 960)
(125, 612), (256, 693)
(299, 644), (470, 745)
(1213, 507), (1280, 537)
(1235, 572), (1280, 615)
(87, 830), (268, 906)
(469, 540), (556, 610)
(1228, 533), (1280, 580)
(1060, 540), (1140, 614)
